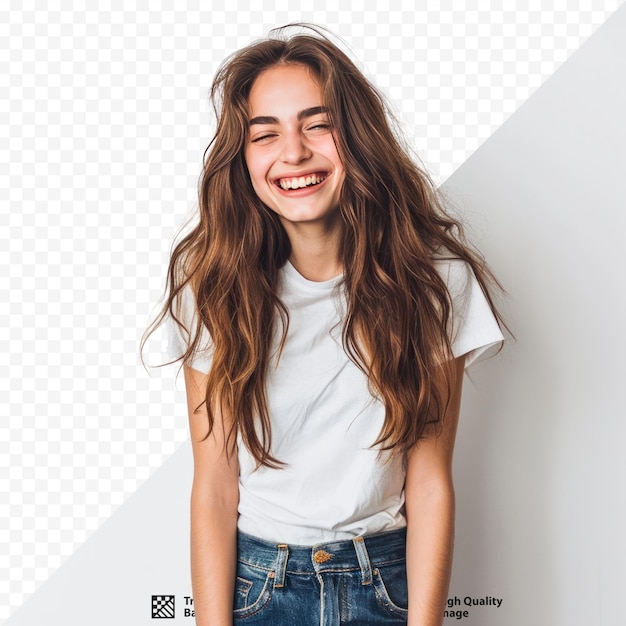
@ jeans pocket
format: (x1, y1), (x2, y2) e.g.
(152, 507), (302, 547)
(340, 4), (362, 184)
(372, 561), (409, 619)
(233, 561), (274, 619)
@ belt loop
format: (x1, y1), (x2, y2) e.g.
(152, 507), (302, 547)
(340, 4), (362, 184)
(352, 536), (372, 585)
(274, 544), (289, 589)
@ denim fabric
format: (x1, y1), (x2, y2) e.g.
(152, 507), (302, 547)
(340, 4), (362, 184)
(234, 527), (408, 625)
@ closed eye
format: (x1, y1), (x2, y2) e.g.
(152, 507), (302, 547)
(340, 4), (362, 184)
(250, 133), (277, 143)
(308, 123), (331, 131)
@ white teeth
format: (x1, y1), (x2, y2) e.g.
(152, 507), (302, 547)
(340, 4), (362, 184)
(278, 174), (327, 190)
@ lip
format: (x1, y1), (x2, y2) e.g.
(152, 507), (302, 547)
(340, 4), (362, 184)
(272, 170), (331, 196)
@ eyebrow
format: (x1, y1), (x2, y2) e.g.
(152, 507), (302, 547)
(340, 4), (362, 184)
(248, 106), (328, 126)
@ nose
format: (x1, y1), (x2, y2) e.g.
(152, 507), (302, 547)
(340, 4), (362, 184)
(280, 129), (312, 164)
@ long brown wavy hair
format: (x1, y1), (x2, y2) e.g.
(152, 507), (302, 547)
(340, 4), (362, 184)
(144, 25), (505, 468)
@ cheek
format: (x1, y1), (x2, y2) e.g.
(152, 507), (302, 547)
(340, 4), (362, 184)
(244, 158), (260, 191)
(333, 162), (346, 189)
(244, 159), (272, 203)
(245, 151), (268, 184)
(243, 149), (253, 178)
(325, 145), (344, 179)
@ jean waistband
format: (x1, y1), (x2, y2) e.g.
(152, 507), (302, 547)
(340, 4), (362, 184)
(237, 527), (406, 587)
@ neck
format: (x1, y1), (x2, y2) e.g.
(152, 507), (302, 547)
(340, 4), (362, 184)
(282, 220), (342, 282)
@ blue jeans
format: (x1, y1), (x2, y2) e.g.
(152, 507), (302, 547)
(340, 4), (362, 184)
(234, 527), (408, 625)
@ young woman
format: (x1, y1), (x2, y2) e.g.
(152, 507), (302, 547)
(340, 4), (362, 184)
(151, 26), (505, 626)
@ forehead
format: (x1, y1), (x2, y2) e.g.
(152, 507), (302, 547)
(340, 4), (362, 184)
(247, 64), (324, 117)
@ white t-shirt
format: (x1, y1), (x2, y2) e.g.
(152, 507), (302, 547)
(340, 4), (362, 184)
(168, 259), (503, 544)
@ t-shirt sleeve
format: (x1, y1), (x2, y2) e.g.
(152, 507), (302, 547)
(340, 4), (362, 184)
(436, 258), (504, 368)
(165, 284), (213, 374)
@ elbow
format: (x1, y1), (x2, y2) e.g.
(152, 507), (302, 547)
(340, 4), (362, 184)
(190, 480), (239, 521)
(405, 475), (455, 522)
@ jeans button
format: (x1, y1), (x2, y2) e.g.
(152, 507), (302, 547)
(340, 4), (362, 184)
(313, 550), (333, 564)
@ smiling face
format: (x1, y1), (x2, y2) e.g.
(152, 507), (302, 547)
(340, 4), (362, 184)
(244, 64), (345, 240)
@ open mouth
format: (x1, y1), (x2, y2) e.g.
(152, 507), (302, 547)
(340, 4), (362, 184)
(274, 172), (329, 191)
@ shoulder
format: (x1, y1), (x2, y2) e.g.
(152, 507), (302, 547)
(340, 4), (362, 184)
(432, 254), (504, 366)
(432, 255), (474, 300)
(166, 283), (214, 373)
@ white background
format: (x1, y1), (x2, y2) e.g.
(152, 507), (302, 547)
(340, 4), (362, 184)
(2, 2), (625, 624)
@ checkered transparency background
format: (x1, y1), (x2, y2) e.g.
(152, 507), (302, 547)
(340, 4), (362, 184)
(1, 0), (623, 619)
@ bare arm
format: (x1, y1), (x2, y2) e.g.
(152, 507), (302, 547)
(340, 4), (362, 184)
(184, 365), (239, 626)
(405, 355), (465, 626)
